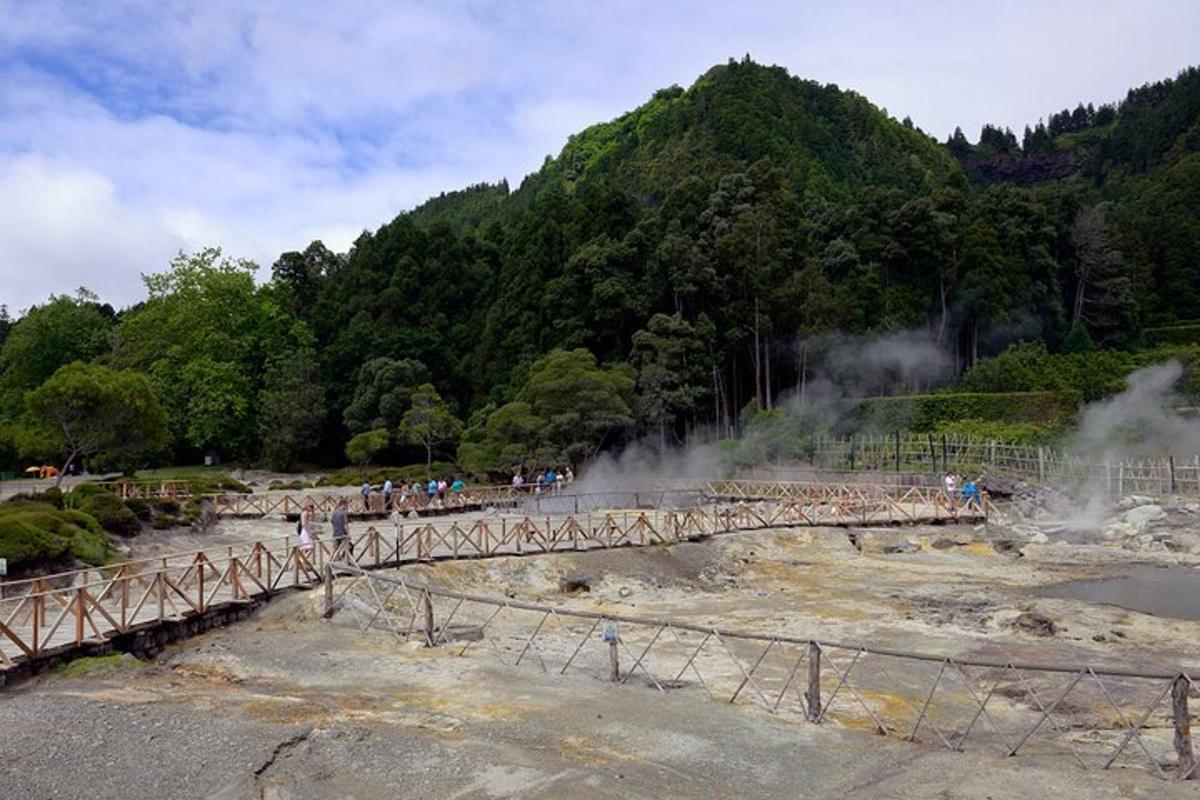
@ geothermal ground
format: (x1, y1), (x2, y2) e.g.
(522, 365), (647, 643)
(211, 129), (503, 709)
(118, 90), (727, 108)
(2, 505), (1199, 799)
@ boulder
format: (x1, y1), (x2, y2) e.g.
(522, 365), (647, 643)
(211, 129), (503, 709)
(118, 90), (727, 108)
(1123, 504), (1165, 530)
(1012, 611), (1056, 637)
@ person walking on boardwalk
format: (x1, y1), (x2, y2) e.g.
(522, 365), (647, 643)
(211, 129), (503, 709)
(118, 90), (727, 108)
(299, 501), (316, 560)
(360, 480), (372, 512)
(382, 477), (393, 509)
(960, 477), (980, 507)
(450, 476), (465, 507)
(331, 497), (352, 560)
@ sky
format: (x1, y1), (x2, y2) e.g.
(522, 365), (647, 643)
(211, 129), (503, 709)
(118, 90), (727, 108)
(1, 1), (1198, 314)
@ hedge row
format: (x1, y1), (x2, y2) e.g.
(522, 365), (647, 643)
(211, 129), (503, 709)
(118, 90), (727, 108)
(1144, 324), (1200, 347)
(852, 391), (1076, 432)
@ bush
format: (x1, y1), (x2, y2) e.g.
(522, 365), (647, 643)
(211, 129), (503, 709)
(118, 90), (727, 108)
(125, 498), (151, 521)
(1144, 324), (1200, 347)
(154, 500), (181, 516)
(958, 342), (1131, 403)
(151, 512), (176, 530)
(0, 502), (112, 568)
(853, 391), (1076, 432)
(78, 491), (141, 538)
(185, 473), (251, 495)
(927, 419), (1067, 446)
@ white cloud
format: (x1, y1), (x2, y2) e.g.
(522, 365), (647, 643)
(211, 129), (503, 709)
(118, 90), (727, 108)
(0, 0), (1197, 314)
(0, 155), (183, 312)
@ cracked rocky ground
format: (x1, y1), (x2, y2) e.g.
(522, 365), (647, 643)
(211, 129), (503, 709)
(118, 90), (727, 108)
(2, 515), (1199, 799)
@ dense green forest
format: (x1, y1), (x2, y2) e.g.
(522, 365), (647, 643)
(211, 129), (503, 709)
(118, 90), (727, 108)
(3, 58), (1199, 478)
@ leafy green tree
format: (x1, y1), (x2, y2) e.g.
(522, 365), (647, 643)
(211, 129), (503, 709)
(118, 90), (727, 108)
(397, 384), (462, 472)
(0, 291), (114, 414)
(23, 362), (169, 484)
(345, 428), (390, 472)
(258, 349), (326, 470)
(632, 313), (713, 447)
(457, 401), (549, 478)
(1070, 203), (1134, 345)
(112, 248), (305, 459)
(343, 357), (430, 434)
(518, 349), (634, 464)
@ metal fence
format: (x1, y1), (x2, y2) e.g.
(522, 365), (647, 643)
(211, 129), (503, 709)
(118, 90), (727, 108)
(329, 564), (1198, 782)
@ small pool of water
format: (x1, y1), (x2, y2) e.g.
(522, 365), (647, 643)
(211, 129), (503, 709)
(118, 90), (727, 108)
(1038, 565), (1200, 621)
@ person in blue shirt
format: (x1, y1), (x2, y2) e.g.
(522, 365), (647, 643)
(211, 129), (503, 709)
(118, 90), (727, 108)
(961, 478), (980, 506)
(450, 477), (465, 507)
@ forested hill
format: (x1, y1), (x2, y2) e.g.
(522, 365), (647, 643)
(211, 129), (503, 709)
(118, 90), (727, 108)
(2, 57), (1199, 476)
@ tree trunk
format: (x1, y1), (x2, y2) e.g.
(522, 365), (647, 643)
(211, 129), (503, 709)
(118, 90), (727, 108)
(764, 338), (772, 411)
(798, 343), (808, 405)
(752, 297), (762, 410)
(55, 449), (80, 489)
(425, 442), (433, 474)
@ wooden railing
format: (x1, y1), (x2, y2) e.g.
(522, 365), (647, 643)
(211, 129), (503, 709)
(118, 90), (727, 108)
(0, 488), (988, 670)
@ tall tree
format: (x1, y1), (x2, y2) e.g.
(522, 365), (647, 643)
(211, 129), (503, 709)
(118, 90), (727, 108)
(397, 384), (462, 472)
(258, 349), (326, 470)
(0, 291), (114, 414)
(23, 362), (169, 484)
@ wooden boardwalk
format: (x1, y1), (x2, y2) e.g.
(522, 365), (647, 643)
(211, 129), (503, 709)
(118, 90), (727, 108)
(0, 484), (989, 673)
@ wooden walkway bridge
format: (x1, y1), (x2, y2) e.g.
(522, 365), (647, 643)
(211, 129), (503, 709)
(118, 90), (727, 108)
(0, 482), (989, 675)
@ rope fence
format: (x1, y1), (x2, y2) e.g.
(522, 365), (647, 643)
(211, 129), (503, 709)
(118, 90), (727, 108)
(329, 564), (1198, 782)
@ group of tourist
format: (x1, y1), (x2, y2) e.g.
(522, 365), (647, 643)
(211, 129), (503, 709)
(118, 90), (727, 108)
(511, 467), (574, 492)
(943, 473), (981, 506)
(358, 476), (469, 510)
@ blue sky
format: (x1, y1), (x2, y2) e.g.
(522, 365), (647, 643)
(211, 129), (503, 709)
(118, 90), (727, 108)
(2, 1), (1198, 313)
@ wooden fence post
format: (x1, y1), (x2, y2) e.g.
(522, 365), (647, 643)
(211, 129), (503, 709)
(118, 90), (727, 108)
(1170, 455), (1177, 495)
(423, 590), (435, 647)
(806, 641), (821, 722)
(1174, 674), (1195, 779)
(894, 432), (901, 472)
(1037, 447), (1045, 482)
(323, 564), (334, 618)
(609, 637), (620, 682)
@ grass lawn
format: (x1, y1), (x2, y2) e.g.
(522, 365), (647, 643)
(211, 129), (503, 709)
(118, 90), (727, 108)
(133, 465), (227, 480)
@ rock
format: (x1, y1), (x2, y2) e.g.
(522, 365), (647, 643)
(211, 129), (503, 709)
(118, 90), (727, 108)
(1012, 611), (1056, 637)
(1118, 495), (1156, 511)
(931, 538), (962, 550)
(618, 586), (633, 598)
(1123, 504), (1165, 530)
(883, 540), (920, 555)
(557, 572), (593, 594)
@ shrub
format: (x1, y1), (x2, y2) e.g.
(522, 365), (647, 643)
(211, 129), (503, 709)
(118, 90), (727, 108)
(154, 500), (181, 516)
(125, 498), (151, 521)
(853, 391), (1076, 432)
(78, 491), (141, 538)
(927, 419), (1067, 446)
(0, 502), (112, 568)
(1144, 324), (1200, 347)
(151, 512), (176, 530)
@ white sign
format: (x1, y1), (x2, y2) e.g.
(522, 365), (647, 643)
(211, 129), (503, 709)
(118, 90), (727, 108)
(0, 558), (7, 576)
